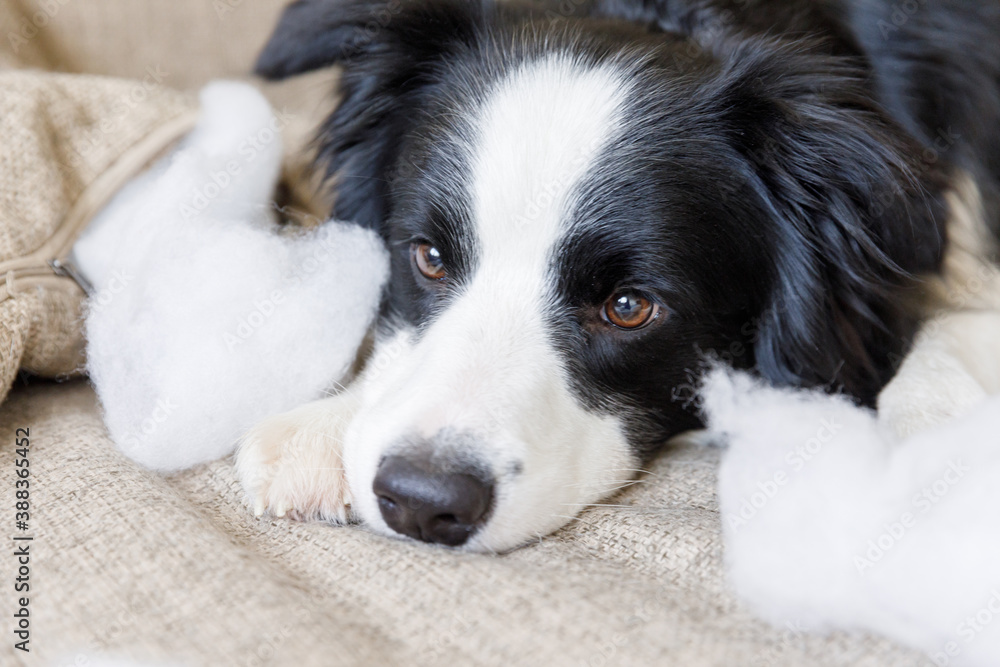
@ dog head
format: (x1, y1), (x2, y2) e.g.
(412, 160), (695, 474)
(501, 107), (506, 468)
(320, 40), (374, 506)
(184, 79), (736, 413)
(257, 0), (947, 551)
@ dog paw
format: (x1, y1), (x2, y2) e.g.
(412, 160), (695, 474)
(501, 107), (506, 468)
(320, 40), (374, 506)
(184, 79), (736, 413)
(235, 393), (359, 523)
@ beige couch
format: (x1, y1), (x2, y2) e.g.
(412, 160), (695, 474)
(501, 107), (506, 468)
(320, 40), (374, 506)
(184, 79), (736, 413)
(0, 2), (933, 665)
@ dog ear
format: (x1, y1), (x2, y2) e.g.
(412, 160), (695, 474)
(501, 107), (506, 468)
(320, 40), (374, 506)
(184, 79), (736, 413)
(255, 0), (485, 79)
(255, 0), (371, 78)
(255, 0), (489, 233)
(714, 42), (949, 404)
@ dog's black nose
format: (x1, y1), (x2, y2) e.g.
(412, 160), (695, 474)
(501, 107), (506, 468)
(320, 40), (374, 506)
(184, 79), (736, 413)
(373, 454), (493, 547)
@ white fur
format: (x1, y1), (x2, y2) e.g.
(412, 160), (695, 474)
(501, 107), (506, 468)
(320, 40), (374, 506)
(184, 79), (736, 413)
(344, 54), (639, 552)
(75, 82), (388, 472)
(702, 316), (1000, 666)
(236, 55), (642, 551)
(237, 390), (358, 522)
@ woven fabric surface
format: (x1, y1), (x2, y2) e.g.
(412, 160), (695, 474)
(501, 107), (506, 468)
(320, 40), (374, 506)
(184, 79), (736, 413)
(0, 382), (933, 666)
(0, 70), (197, 404)
(0, 70), (196, 261)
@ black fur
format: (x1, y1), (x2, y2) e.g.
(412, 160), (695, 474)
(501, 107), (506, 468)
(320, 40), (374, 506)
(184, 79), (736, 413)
(257, 0), (1000, 453)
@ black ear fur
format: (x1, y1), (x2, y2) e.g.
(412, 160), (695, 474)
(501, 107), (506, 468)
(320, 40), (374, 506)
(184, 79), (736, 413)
(714, 41), (949, 404)
(255, 0), (488, 79)
(255, 0), (491, 232)
(255, 0), (369, 78)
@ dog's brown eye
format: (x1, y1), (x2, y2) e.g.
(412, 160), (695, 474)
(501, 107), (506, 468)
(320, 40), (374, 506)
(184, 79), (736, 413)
(412, 243), (446, 281)
(603, 290), (660, 330)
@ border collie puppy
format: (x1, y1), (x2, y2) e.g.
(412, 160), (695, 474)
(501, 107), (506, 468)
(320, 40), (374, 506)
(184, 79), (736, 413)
(236, 0), (1000, 552)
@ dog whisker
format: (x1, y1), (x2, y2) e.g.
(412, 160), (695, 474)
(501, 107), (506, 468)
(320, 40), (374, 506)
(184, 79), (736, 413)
(608, 468), (656, 475)
(552, 513), (599, 526)
(561, 479), (649, 487)
(319, 380), (362, 403)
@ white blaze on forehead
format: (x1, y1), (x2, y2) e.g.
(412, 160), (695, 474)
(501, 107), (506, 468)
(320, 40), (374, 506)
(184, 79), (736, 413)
(470, 53), (629, 288)
(343, 55), (639, 551)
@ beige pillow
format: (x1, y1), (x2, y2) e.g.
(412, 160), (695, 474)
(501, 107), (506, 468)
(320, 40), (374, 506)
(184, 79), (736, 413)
(0, 70), (198, 403)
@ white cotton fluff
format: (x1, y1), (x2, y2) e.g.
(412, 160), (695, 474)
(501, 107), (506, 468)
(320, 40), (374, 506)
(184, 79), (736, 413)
(701, 367), (1000, 667)
(73, 81), (388, 472)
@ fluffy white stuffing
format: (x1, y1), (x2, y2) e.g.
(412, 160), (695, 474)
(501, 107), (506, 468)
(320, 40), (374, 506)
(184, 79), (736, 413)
(701, 365), (1000, 666)
(73, 81), (388, 472)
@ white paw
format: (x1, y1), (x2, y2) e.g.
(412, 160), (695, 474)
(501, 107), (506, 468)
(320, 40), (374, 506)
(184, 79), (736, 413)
(235, 392), (359, 523)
